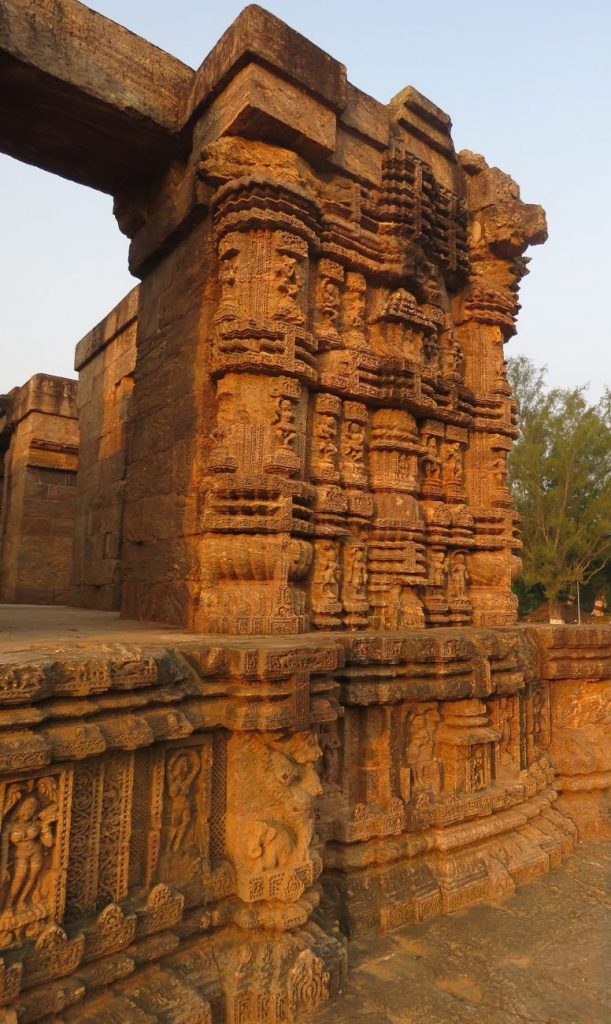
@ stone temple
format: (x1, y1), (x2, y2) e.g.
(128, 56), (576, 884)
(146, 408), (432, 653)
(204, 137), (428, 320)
(0, 3), (608, 1022)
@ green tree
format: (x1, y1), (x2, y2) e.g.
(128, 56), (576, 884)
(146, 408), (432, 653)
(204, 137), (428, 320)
(507, 356), (611, 618)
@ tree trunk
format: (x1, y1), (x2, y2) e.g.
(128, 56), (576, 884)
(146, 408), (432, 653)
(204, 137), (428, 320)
(548, 595), (563, 623)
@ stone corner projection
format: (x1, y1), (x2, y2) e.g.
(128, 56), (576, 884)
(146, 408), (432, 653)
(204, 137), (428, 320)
(0, 3), (608, 1023)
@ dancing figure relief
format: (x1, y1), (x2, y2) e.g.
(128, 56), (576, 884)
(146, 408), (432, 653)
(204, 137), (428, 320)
(166, 750), (200, 853)
(422, 435), (442, 481)
(0, 778), (58, 918)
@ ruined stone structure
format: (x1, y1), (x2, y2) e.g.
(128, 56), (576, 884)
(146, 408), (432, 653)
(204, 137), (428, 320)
(71, 287), (138, 611)
(0, 3), (609, 1023)
(0, 375), (79, 604)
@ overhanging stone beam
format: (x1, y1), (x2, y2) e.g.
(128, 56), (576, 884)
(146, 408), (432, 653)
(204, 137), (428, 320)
(0, 0), (194, 191)
(0, 1), (352, 194)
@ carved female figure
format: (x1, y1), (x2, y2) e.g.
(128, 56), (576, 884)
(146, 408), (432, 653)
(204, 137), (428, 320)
(275, 253), (304, 324)
(423, 332), (440, 371)
(321, 278), (340, 327)
(314, 414), (338, 463)
(443, 335), (465, 378)
(428, 549), (447, 588)
(343, 420), (365, 467)
(491, 455), (508, 490)
(443, 443), (464, 483)
(318, 543), (340, 602)
(470, 750), (485, 791)
(447, 553), (469, 601)
(319, 725), (341, 789)
(421, 435), (442, 481)
(0, 791), (55, 915)
(347, 547), (367, 600)
(273, 398), (297, 450)
(166, 750), (200, 853)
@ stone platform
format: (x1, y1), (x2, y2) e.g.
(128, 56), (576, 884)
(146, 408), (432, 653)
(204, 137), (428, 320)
(316, 839), (610, 1024)
(0, 606), (608, 1022)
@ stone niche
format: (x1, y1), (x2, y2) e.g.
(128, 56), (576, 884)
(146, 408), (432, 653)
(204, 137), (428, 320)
(0, 4), (608, 1024)
(0, 374), (79, 604)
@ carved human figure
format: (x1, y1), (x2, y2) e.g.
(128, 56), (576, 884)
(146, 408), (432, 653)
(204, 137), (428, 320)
(217, 251), (239, 319)
(443, 335), (465, 378)
(423, 332), (440, 371)
(443, 443), (464, 483)
(320, 277), (340, 329)
(428, 549), (447, 588)
(494, 345), (509, 385)
(343, 420), (365, 469)
(421, 435), (442, 481)
(0, 786), (56, 915)
(491, 455), (508, 490)
(397, 452), (409, 480)
(319, 725), (341, 789)
(344, 273), (367, 349)
(166, 750), (200, 853)
(316, 543), (340, 602)
(266, 733), (323, 831)
(347, 547), (367, 600)
(532, 688), (544, 745)
(314, 415), (338, 465)
(447, 553), (469, 602)
(275, 253), (304, 324)
(470, 750), (485, 790)
(273, 398), (297, 450)
(408, 711), (434, 790)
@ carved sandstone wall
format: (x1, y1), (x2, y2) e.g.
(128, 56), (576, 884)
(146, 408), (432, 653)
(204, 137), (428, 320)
(0, 5), (608, 1024)
(0, 375), (79, 604)
(0, 621), (607, 1023)
(71, 287), (138, 610)
(104, 12), (546, 633)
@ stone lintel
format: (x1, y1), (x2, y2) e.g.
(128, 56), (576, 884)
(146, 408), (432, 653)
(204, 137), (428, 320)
(0, 0), (194, 191)
(0, 1), (460, 203)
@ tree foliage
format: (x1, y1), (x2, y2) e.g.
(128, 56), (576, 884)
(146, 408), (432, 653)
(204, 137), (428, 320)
(507, 356), (611, 606)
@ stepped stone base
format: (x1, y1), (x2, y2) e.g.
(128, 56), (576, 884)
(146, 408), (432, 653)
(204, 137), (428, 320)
(0, 608), (607, 1023)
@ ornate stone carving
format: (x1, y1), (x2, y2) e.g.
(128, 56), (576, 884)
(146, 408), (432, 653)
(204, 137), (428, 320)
(1, 8), (589, 1024)
(0, 768), (71, 948)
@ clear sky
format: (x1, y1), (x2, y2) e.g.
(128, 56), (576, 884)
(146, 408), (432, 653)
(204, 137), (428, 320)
(2, 0), (610, 399)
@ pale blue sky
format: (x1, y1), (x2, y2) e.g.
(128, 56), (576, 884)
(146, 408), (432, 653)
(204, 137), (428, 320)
(2, 1), (610, 398)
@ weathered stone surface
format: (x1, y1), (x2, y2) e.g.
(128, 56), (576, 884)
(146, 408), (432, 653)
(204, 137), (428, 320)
(0, 5), (607, 1024)
(107, 12), (545, 636)
(0, 375), (78, 604)
(0, 606), (608, 1022)
(71, 287), (138, 610)
(315, 839), (610, 1024)
(0, 0), (193, 190)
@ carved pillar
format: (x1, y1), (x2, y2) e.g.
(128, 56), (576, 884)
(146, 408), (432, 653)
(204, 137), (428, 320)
(198, 181), (323, 634)
(340, 401), (372, 629)
(309, 394), (345, 629)
(368, 408), (426, 628)
(436, 700), (500, 795)
(456, 151), (547, 625)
